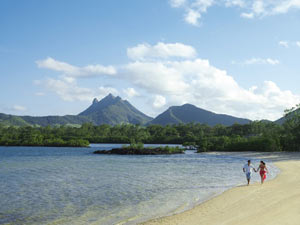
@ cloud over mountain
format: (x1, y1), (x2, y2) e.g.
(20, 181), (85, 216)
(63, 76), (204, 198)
(123, 42), (300, 120)
(36, 42), (300, 120)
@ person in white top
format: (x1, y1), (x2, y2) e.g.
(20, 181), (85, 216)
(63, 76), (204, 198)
(243, 160), (256, 185)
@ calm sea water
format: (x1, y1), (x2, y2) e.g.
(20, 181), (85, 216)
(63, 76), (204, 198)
(0, 144), (279, 225)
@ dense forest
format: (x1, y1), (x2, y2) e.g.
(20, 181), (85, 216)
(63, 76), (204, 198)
(0, 105), (299, 151)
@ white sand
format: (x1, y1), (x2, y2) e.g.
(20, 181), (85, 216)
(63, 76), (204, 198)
(141, 153), (300, 225)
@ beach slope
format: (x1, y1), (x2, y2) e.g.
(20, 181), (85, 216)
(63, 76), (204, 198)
(142, 156), (300, 225)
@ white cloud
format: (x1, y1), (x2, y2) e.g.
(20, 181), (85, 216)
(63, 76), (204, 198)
(98, 86), (118, 97)
(124, 42), (299, 120)
(44, 78), (95, 102)
(185, 9), (201, 25)
(61, 76), (76, 83)
(192, 0), (214, 12)
(36, 57), (119, 103)
(38, 76), (118, 103)
(83, 65), (116, 76)
(1, 105), (27, 114)
(252, 0), (265, 15)
(279, 41), (300, 48)
(168, 0), (300, 24)
(279, 41), (289, 48)
(225, 0), (245, 7)
(127, 42), (197, 60)
(184, 0), (214, 25)
(272, 0), (300, 14)
(12, 105), (27, 111)
(242, 0), (300, 17)
(153, 95), (167, 108)
(169, 0), (186, 7)
(123, 88), (139, 98)
(125, 61), (189, 94)
(241, 12), (254, 18)
(36, 57), (77, 74)
(36, 42), (300, 120)
(36, 57), (116, 78)
(242, 58), (280, 65)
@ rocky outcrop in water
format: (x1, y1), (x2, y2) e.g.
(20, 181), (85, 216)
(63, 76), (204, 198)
(93, 147), (184, 155)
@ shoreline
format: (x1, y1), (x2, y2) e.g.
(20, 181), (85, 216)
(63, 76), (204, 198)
(141, 152), (300, 225)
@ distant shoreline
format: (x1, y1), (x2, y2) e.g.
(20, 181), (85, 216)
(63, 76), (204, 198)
(1, 144), (299, 154)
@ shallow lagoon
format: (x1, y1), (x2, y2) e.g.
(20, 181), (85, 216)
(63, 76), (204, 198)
(0, 144), (279, 225)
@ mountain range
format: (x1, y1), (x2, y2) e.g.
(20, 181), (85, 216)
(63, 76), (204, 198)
(275, 107), (300, 124)
(148, 104), (250, 126)
(0, 93), (286, 127)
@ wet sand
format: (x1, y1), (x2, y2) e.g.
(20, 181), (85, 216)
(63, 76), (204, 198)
(141, 153), (300, 225)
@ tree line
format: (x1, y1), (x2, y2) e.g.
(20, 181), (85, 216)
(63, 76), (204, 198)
(0, 105), (299, 151)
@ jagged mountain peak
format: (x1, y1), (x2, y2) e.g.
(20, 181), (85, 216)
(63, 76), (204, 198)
(78, 94), (152, 125)
(92, 98), (99, 104)
(95, 93), (122, 104)
(103, 93), (115, 100)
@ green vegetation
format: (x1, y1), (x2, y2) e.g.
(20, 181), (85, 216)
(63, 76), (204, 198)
(124, 142), (184, 153)
(1, 104), (300, 151)
(159, 145), (184, 154)
(196, 105), (300, 152)
(94, 142), (184, 155)
(0, 113), (31, 126)
(0, 126), (90, 147)
(197, 135), (280, 152)
(21, 115), (92, 127)
(280, 104), (300, 151)
(122, 142), (145, 150)
(0, 113), (92, 127)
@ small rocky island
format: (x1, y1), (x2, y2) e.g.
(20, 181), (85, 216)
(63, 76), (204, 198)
(93, 143), (185, 155)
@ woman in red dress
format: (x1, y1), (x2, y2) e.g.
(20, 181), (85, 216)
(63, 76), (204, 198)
(257, 161), (269, 184)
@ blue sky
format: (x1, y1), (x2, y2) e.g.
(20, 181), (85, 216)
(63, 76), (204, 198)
(1, 0), (300, 120)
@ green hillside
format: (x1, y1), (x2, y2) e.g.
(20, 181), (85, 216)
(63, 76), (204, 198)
(149, 104), (251, 126)
(275, 108), (300, 124)
(21, 115), (92, 127)
(0, 94), (153, 127)
(78, 94), (153, 125)
(0, 113), (31, 126)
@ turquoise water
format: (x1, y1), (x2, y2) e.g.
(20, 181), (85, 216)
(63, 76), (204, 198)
(0, 145), (279, 225)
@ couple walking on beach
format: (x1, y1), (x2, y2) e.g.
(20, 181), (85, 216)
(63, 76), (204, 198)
(243, 160), (268, 185)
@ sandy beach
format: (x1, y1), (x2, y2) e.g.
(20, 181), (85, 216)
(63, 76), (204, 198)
(141, 153), (300, 225)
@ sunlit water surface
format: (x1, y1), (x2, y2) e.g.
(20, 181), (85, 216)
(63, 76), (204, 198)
(0, 144), (279, 225)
